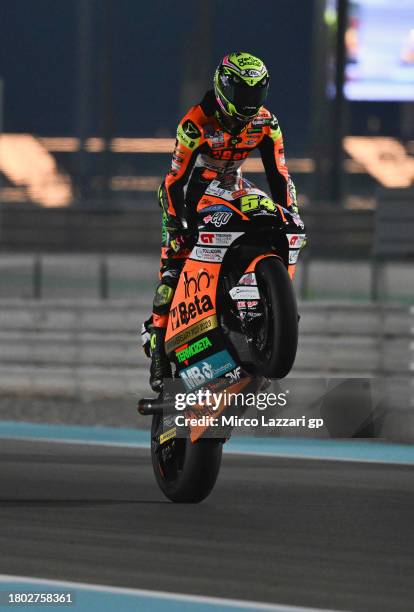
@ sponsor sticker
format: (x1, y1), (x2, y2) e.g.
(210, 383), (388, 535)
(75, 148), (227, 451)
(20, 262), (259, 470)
(160, 427), (177, 445)
(200, 205), (231, 213)
(286, 234), (306, 248)
(183, 269), (212, 298)
(175, 336), (212, 364)
(170, 293), (214, 330)
(165, 314), (218, 353)
(203, 211), (233, 228)
(199, 232), (243, 246)
(292, 214), (305, 229)
(177, 119), (201, 149)
(238, 272), (257, 286)
(289, 250), (300, 264)
(225, 366), (242, 382)
(192, 247), (227, 263)
(205, 180), (228, 196)
(231, 189), (248, 198)
(229, 285), (260, 300)
(180, 349), (236, 390)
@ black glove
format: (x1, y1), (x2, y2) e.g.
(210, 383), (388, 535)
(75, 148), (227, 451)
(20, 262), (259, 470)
(166, 216), (195, 252)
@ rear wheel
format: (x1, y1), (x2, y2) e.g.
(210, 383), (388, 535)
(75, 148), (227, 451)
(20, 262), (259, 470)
(248, 257), (298, 378)
(151, 415), (223, 503)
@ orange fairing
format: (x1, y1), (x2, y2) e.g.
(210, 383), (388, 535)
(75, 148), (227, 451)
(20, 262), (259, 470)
(244, 253), (282, 274)
(245, 253), (296, 280)
(276, 205), (287, 222)
(245, 252), (295, 278)
(165, 260), (220, 344)
(288, 264), (296, 280)
(197, 195), (250, 221)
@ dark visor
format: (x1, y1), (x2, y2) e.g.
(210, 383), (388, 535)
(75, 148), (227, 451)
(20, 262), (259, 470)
(225, 79), (268, 117)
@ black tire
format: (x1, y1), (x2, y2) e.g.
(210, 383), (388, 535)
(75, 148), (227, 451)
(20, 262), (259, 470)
(249, 257), (298, 378)
(151, 415), (223, 503)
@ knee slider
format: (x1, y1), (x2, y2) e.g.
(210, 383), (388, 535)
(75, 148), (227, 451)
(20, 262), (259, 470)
(153, 283), (174, 314)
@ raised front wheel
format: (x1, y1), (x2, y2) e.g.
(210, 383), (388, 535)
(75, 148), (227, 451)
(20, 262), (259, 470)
(248, 257), (298, 378)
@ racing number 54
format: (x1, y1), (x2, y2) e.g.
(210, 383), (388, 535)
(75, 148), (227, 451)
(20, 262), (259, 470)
(240, 194), (275, 213)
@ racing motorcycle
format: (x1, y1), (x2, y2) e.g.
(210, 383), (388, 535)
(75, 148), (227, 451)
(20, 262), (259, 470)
(139, 176), (306, 503)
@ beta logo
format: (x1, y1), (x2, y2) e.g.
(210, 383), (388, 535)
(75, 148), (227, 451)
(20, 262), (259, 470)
(170, 294), (214, 330)
(180, 350), (236, 390)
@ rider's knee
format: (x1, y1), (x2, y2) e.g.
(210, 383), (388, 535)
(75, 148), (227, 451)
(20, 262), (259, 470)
(153, 259), (183, 315)
(153, 281), (175, 315)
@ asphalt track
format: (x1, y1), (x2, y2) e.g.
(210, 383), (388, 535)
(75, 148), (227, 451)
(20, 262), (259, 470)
(0, 438), (414, 612)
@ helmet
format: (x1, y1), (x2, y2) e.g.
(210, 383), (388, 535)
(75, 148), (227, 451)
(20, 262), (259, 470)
(214, 52), (269, 133)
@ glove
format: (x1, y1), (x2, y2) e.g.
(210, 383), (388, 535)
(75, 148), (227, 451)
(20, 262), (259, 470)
(287, 204), (305, 231)
(166, 218), (194, 253)
(170, 234), (191, 253)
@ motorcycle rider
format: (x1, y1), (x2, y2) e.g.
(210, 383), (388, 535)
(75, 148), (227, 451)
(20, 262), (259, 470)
(144, 52), (303, 392)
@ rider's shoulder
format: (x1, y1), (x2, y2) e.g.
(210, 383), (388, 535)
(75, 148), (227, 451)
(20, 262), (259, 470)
(175, 104), (206, 149)
(179, 90), (215, 128)
(253, 107), (280, 129)
(179, 103), (205, 128)
(199, 90), (216, 118)
(178, 92), (214, 126)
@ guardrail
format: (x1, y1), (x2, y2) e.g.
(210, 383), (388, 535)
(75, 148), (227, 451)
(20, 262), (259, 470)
(0, 253), (413, 303)
(0, 300), (411, 383)
(0, 299), (412, 440)
(0, 204), (374, 258)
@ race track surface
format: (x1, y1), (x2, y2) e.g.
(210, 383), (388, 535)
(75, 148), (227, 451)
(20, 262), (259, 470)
(0, 439), (413, 612)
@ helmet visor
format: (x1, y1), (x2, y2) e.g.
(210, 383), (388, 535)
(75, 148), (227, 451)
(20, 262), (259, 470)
(221, 76), (268, 118)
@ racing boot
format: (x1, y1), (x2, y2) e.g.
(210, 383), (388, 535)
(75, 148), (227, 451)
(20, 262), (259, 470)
(149, 326), (172, 393)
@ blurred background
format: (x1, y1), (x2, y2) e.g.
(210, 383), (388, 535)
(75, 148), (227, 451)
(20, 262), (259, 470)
(0, 0), (413, 437)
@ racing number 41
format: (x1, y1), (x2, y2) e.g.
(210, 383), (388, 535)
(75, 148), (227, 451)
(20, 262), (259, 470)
(240, 194), (275, 213)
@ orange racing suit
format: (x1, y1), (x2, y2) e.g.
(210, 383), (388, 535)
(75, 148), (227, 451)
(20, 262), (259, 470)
(152, 90), (299, 329)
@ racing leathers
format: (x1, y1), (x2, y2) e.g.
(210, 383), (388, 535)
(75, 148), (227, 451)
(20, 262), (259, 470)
(147, 89), (300, 391)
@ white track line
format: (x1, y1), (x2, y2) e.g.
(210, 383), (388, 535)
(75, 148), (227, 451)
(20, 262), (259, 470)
(0, 574), (344, 612)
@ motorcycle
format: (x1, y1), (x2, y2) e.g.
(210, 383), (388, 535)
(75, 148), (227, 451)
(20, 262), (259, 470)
(139, 176), (306, 503)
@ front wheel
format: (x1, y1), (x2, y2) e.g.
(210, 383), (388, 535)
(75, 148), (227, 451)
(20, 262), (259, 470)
(151, 415), (223, 503)
(248, 256), (298, 378)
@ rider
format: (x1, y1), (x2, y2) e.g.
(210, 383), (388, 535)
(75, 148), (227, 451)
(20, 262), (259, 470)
(144, 51), (303, 392)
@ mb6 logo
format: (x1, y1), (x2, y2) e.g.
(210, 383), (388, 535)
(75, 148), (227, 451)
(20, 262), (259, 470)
(181, 350), (236, 390)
